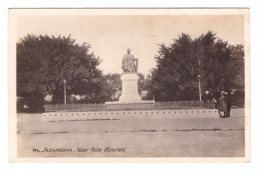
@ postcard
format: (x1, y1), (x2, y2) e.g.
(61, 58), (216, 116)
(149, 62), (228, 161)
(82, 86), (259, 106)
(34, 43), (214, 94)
(8, 8), (250, 162)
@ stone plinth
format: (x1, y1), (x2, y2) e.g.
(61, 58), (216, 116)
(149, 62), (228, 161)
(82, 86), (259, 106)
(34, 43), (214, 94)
(105, 73), (155, 104)
(119, 73), (141, 103)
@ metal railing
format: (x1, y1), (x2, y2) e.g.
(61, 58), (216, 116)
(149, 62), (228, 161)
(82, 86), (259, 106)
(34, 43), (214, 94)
(44, 101), (215, 113)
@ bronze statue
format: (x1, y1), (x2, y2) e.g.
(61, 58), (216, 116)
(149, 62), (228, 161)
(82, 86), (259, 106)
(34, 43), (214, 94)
(121, 48), (138, 73)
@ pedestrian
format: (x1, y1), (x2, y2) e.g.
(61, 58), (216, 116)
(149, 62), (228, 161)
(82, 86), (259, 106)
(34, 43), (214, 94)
(217, 91), (228, 118)
(203, 90), (212, 102)
(212, 90), (220, 109)
(225, 90), (232, 117)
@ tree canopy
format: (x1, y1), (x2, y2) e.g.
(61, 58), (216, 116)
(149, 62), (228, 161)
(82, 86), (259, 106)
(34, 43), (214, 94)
(17, 32), (245, 112)
(98, 73), (122, 102)
(17, 34), (103, 111)
(148, 31), (244, 101)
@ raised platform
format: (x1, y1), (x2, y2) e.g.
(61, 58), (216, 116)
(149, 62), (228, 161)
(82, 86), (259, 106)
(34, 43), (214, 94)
(41, 109), (219, 122)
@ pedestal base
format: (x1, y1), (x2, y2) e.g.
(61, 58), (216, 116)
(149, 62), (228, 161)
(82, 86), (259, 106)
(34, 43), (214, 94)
(105, 73), (154, 104)
(120, 73), (141, 102)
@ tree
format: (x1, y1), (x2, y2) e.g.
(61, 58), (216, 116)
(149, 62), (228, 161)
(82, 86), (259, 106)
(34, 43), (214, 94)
(196, 32), (244, 92)
(98, 73), (122, 103)
(137, 73), (145, 94)
(141, 74), (154, 100)
(149, 31), (244, 101)
(150, 33), (198, 101)
(17, 34), (103, 111)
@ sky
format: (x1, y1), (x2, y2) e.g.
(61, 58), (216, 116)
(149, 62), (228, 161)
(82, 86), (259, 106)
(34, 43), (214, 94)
(17, 14), (244, 76)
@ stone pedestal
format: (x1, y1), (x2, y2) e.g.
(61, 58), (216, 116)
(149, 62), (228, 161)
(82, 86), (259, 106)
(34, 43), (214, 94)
(119, 73), (142, 103)
(105, 73), (155, 104)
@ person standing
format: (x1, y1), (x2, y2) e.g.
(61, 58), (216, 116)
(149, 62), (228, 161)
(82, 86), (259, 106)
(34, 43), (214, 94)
(225, 91), (232, 117)
(212, 90), (220, 109)
(217, 91), (228, 118)
(203, 90), (212, 102)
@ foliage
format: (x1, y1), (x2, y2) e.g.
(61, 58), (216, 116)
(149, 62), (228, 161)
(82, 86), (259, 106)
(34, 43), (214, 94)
(149, 31), (244, 101)
(17, 34), (103, 111)
(98, 73), (122, 103)
(137, 73), (145, 94)
(17, 31), (245, 111)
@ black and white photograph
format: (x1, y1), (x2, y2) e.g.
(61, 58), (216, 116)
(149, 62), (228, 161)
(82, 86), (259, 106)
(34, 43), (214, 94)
(8, 9), (250, 162)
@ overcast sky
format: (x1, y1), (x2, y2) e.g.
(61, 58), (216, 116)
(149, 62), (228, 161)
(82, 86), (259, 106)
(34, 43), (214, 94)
(17, 14), (244, 76)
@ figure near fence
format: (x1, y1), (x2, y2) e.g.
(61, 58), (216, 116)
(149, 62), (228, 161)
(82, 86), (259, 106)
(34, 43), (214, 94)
(121, 48), (138, 73)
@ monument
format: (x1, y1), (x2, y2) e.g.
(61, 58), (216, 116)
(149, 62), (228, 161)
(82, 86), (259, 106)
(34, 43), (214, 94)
(106, 48), (154, 104)
(41, 48), (218, 122)
(41, 49), (219, 122)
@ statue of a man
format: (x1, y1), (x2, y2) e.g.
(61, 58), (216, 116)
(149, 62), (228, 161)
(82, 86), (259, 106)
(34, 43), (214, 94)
(121, 48), (138, 73)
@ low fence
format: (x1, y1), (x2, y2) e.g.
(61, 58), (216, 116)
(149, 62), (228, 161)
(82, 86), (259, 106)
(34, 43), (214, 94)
(44, 101), (215, 113)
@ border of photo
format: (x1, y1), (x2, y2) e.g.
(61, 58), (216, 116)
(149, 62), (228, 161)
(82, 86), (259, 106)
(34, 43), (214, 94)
(8, 8), (250, 162)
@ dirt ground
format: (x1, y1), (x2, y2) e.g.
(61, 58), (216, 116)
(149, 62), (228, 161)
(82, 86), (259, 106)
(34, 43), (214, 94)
(17, 108), (245, 157)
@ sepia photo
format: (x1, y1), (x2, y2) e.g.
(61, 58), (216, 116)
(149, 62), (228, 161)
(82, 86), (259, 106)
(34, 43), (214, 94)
(8, 9), (250, 162)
